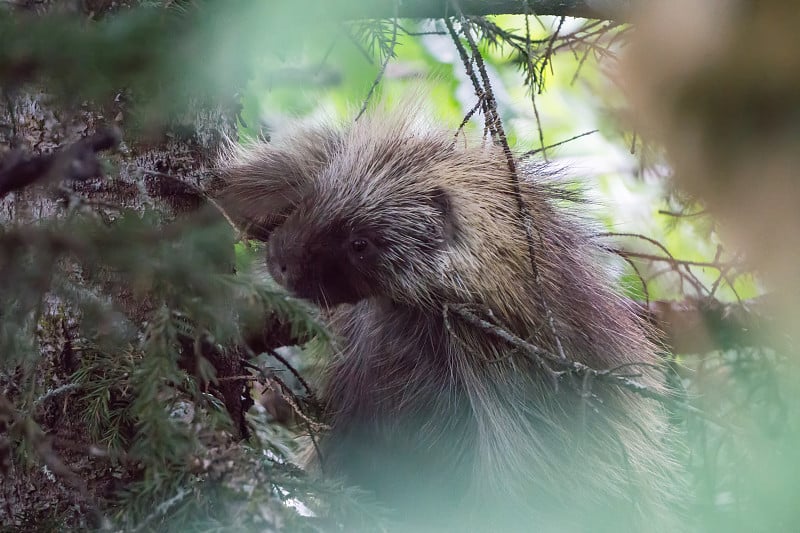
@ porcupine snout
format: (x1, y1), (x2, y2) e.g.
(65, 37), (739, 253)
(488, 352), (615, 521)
(265, 230), (296, 290)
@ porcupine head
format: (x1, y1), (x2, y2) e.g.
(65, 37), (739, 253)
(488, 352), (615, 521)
(222, 100), (548, 319)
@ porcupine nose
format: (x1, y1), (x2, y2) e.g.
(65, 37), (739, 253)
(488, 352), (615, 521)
(271, 262), (289, 287)
(273, 263), (288, 285)
(266, 239), (290, 287)
(268, 239), (307, 296)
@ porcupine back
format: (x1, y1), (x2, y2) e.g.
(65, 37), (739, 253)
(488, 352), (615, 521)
(218, 101), (681, 532)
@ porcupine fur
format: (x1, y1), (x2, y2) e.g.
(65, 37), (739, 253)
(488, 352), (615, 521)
(218, 100), (682, 532)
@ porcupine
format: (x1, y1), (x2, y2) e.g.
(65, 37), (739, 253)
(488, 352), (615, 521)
(218, 101), (681, 532)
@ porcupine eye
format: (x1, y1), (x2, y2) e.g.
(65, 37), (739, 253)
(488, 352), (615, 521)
(351, 239), (369, 253)
(347, 235), (379, 265)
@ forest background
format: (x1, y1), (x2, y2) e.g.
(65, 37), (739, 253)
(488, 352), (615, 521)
(1, 1), (798, 531)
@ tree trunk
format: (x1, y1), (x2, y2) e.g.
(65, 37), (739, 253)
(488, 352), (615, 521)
(0, 28), (241, 532)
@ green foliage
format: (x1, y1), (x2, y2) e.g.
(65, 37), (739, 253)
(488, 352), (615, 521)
(1, 2), (797, 532)
(0, 202), (339, 528)
(0, 1), (349, 130)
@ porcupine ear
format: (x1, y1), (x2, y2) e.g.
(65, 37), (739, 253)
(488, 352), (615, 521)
(429, 185), (458, 242)
(215, 127), (339, 241)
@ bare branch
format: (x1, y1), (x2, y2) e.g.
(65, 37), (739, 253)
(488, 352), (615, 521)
(0, 128), (120, 199)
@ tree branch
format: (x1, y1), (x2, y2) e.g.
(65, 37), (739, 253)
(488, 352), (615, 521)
(337, 0), (630, 21)
(0, 128), (120, 199)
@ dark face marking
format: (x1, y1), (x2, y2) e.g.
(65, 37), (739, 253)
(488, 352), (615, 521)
(267, 186), (456, 307)
(267, 218), (384, 306)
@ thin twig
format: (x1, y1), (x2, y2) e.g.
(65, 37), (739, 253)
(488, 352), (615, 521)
(618, 253), (651, 307)
(599, 232), (710, 295)
(521, 129), (598, 158)
(354, 9), (399, 122)
(658, 209), (709, 218)
(523, 9), (547, 160)
(268, 348), (319, 405)
(452, 94), (485, 144)
(538, 16), (565, 92)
